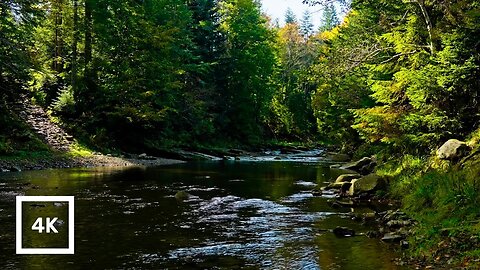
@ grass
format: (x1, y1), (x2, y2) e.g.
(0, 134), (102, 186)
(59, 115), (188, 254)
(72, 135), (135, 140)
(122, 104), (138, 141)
(378, 152), (480, 267)
(66, 141), (94, 158)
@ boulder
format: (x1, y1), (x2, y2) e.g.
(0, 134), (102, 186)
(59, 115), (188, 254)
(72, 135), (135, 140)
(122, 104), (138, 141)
(437, 139), (470, 160)
(335, 174), (361, 183)
(348, 174), (386, 196)
(326, 181), (352, 192)
(341, 157), (376, 175)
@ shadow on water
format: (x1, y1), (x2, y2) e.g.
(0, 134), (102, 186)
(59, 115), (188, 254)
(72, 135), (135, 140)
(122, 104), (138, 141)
(0, 161), (410, 269)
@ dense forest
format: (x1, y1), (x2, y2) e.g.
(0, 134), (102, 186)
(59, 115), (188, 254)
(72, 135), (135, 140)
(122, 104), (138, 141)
(1, 0), (480, 266)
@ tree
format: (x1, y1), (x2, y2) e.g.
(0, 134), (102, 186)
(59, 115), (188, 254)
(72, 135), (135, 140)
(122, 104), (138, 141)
(269, 22), (318, 140)
(217, 0), (277, 142)
(319, 3), (339, 32)
(300, 10), (314, 37)
(284, 8), (297, 24)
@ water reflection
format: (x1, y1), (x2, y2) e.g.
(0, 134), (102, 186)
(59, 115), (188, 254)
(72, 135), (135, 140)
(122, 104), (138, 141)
(0, 162), (409, 269)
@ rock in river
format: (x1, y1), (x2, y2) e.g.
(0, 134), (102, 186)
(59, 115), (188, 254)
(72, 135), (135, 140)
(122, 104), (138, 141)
(335, 174), (361, 183)
(340, 157), (376, 175)
(175, 191), (191, 201)
(348, 173), (387, 196)
(333, 226), (355, 237)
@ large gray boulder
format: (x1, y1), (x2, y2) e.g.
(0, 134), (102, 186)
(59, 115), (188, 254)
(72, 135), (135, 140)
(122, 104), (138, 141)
(341, 157), (376, 175)
(349, 173), (386, 196)
(436, 139), (470, 160)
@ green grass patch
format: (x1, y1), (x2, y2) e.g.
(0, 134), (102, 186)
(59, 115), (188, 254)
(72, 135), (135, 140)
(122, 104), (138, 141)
(382, 153), (480, 265)
(66, 142), (94, 157)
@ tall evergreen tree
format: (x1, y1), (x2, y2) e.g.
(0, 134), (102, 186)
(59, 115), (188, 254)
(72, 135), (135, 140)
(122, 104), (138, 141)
(319, 3), (339, 32)
(284, 8), (297, 24)
(300, 10), (314, 37)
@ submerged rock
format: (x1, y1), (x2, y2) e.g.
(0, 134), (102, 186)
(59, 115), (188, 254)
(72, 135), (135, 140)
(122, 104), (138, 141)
(348, 174), (386, 196)
(436, 139), (470, 160)
(333, 226), (355, 237)
(175, 191), (191, 201)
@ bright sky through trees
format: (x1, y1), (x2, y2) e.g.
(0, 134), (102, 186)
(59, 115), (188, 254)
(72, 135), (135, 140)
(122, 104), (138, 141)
(260, 0), (323, 28)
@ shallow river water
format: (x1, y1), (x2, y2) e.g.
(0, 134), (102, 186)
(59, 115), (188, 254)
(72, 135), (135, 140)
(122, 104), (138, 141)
(0, 160), (410, 269)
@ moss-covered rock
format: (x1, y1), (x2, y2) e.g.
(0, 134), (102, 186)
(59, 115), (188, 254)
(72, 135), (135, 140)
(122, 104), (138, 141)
(348, 173), (386, 196)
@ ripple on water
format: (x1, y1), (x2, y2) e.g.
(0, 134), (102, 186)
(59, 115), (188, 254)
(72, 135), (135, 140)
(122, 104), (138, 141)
(294, 180), (318, 188)
(280, 192), (315, 203)
(162, 195), (333, 268)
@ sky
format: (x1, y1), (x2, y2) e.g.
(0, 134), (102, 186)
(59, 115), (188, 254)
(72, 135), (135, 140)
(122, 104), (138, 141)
(260, 0), (324, 29)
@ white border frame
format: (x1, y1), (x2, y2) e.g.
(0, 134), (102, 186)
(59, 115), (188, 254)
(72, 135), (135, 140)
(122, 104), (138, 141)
(16, 196), (74, 254)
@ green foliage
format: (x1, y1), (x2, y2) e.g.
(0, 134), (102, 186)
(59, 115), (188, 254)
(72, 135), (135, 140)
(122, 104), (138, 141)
(217, 0), (277, 142)
(51, 87), (75, 114)
(267, 22), (318, 140)
(319, 3), (339, 32)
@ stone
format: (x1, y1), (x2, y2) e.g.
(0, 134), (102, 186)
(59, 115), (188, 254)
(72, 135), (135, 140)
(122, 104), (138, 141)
(386, 219), (412, 228)
(348, 174), (386, 196)
(325, 181), (351, 193)
(381, 232), (404, 242)
(333, 226), (355, 237)
(341, 157), (376, 175)
(436, 139), (470, 160)
(335, 174), (361, 183)
(8, 166), (22, 172)
(175, 191), (191, 201)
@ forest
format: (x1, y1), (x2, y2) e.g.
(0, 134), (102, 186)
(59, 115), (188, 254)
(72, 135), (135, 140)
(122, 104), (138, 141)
(1, 0), (480, 267)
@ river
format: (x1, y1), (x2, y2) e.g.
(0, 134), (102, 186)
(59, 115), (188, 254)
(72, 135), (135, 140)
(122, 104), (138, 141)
(0, 157), (410, 269)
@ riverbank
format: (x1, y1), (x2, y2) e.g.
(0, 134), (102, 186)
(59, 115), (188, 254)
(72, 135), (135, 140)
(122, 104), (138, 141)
(376, 141), (480, 269)
(0, 152), (184, 172)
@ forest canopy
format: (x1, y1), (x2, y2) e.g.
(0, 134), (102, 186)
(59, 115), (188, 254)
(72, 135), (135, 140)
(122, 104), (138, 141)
(1, 0), (479, 155)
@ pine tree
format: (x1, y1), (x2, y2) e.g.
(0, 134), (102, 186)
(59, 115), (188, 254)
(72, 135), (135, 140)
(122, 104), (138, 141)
(319, 3), (338, 32)
(284, 8), (297, 24)
(300, 10), (314, 37)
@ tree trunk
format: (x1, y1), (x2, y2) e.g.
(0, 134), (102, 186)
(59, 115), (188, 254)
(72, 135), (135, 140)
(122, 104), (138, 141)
(415, 0), (434, 54)
(71, 0), (78, 92)
(54, 0), (64, 73)
(84, 0), (92, 73)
